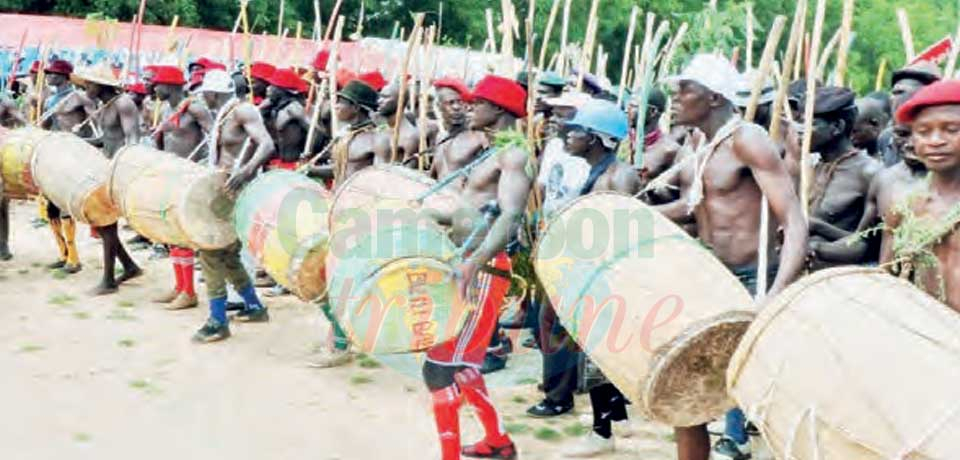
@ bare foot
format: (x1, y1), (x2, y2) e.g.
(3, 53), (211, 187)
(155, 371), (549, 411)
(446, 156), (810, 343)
(117, 267), (144, 284)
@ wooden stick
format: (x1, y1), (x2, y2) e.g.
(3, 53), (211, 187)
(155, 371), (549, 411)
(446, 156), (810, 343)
(485, 9), (497, 60)
(833, 0), (855, 86)
(327, 16), (345, 138)
(292, 22), (303, 68)
(800, 0), (828, 221)
(815, 28), (841, 81)
(165, 15), (180, 53)
(538, 0), (562, 71)
(438, 2), (444, 42)
(657, 22), (688, 81)
(744, 17), (786, 122)
(875, 58), (887, 91)
(418, 26), (436, 169)
(559, 0), (572, 77)
(313, 0), (323, 42)
(576, 0), (601, 91)
(746, 3), (755, 70)
(633, 20), (670, 169)
(278, 0), (285, 36)
(638, 13), (656, 83)
(391, 14), (425, 164)
(500, 0), (516, 75)
(324, 0), (345, 41)
(897, 8), (915, 62)
(617, 7), (639, 106)
(240, 0), (254, 104)
(4, 29), (27, 92)
(33, 42), (49, 126)
(133, 0), (147, 72)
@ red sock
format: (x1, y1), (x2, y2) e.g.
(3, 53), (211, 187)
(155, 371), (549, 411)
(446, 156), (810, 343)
(180, 249), (195, 296)
(170, 247), (184, 292)
(455, 368), (510, 448)
(431, 386), (462, 460)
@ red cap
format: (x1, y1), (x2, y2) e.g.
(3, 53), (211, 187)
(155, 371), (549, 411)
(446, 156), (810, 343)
(269, 68), (309, 94)
(897, 80), (960, 124)
(125, 82), (148, 95)
(28, 60), (42, 74)
(250, 62), (276, 81)
(189, 70), (206, 89)
(358, 71), (387, 91)
(150, 65), (187, 86)
(313, 50), (331, 71)
(46, 59), (74, 76)
(472, 75), (527, 117)
(336, 68), (358, 90)
(434, 77), (474, 103)
(195, 57), (227, 71)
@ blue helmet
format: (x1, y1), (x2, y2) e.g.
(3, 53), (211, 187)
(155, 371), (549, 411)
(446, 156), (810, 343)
(565, 99), (630, 141)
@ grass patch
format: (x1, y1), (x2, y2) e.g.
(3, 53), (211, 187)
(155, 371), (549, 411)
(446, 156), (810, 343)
(18, 344), (44, 353)
(349, 374), (374, 385)
(533, 427), (563, 442)
(118, 339), (136, 348)
(73, 433), (92, 443)
(107, 310), (137, 321)
(51, 270), (67, 280)
(516, 377), (538, 385)
(563, 422), (590, 437)
(511, 395), (528, 404)
(47, 294), (76, 305)
(128, 379), (160, 394)
(357, 356), (381, 369)
(505, 423), (532, 435)
(116, 300), (136, 309)
(17, 268), (29, 275)
(72, 311), (91, 320)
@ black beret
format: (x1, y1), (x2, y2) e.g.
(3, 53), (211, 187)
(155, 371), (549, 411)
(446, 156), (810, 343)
(809, 86), (856, 115)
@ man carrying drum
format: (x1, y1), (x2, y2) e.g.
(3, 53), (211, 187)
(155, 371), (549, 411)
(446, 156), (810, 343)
(430, 77), (487, 191)
(191, 69), (274, 343)
(417, 75), (530, 460)
(151, 65), (212, 310)
(373, 79), (421, 166)
(308, 80), (379, 185)
(655, 54), (807, 460)
(884, 79), (960, 314)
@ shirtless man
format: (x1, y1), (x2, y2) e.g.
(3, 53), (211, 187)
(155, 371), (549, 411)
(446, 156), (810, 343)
(430, 77), (487, 189)
(191, 69), (273, 342)
(39, 60), (86, 274)
(877, 62), (940, 166)
(814, 123), (926, 265)
(73, 65), (143, 295)
(151, 65), (211, 310)
(263, 68), (309, 170)
(635, 88), (683, 198)
(852, 93), (892, 157)
(374, 80), (422, 165)
(310, 80), (379, 185)
(249, 62), (276, 106)
(883, 79), (960, 313)
(803, 86), (882, 270)
(419, 75), (529, 460)
(657, 55), (807, 460)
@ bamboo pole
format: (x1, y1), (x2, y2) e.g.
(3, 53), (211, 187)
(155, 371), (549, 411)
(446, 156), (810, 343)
(897, 9), (915, 62)
(875, 58), (887, 91)
(559, 0), (573, 77)
(816, 29), (841, 81)
(617, 7), (639, 106)
(485, 9), (497, 61)
(657, 22), (688, 81)
(33, 42), (48, 126)
(292, 22), (303, 68)
(576, 0), (600, 91)
(746, 3), (755, 70)
(800, 0), (828, 221)
(313, 0), (323, 42)
(538, 0), (562, 71)
(278, 0), (285, 36)
(240, 0), (254, 104)
(438, 2), (444, 42)
(633, 20), (670, 169)
(4, 29), (27, 92)
(834, 0), (855, 86)
(638, 13), (656, 83)
(500, 0), (516, 75)
(391, 14), (425, 164)
(133, 0), (147, 72)
(324, 0), (345, 41)
(418, 26), (436, 170)
(327, 16), (345, 137)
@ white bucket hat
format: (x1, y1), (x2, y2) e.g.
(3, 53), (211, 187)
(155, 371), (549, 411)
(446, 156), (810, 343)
(664, 54), (741, 103)
(731, 68), (775, 107)
(199, 69), (235, 94)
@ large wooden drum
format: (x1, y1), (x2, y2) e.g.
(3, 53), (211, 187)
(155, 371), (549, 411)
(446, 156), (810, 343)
(328, 164), (461, 234)
(0, 127), (49, 200)
(534, 192), (754, 427)
(728, 267), (960, 459)
(107, 145), (176, 210)
(31, 132), (118, 226)
(234, 170), (332, 301)
(327, 222), (465, 354)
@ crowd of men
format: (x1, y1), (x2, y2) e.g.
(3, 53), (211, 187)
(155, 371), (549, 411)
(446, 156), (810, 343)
(0, 42), (958, 460)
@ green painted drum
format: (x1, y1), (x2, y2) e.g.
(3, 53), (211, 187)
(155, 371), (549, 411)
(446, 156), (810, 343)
(327, 222), (467, 354)
(234, 169), (332, 301)
(533, 191), (754, 427)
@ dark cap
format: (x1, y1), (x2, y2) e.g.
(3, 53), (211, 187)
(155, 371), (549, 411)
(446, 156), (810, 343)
(808, 86), (856, 116)
(891, 61), (941, 87)
(338, 80), (379, 111)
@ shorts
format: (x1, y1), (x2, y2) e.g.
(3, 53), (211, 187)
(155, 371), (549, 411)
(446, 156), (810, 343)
(267, 158), (299, 171)
(731, 264), (779, 297)
(425, 252), (512, 368)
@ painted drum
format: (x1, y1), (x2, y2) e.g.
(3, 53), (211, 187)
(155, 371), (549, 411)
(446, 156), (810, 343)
(728, 267), (960, 460)
(533, 191), (754, 427)
(0, 127), (49, 200)
(31, 132), (118, 226)
(234, 169), (332, 301)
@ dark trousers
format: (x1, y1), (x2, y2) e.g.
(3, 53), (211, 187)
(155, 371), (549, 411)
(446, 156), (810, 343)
(590, 382), (628, 438)
(538, 299), (579, 404)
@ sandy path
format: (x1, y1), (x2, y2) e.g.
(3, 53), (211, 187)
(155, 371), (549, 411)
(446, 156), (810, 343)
(0, 199), (764, 460)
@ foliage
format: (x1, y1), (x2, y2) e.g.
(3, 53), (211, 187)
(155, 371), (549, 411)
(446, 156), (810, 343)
(1, 0), (958, 93)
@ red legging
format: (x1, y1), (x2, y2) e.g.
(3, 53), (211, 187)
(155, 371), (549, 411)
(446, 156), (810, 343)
(169, 246), (196, 296)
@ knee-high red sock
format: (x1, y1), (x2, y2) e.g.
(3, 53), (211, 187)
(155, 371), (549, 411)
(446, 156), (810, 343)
(431, 385), (462, 460)
(170, 247), (184, 292)
(455, 367), (510, 447)
(180, 248), (196, 296)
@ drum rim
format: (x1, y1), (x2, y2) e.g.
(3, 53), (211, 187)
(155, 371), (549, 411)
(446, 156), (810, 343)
(328, 163), (441, 232)
(287, 232), (331, 302)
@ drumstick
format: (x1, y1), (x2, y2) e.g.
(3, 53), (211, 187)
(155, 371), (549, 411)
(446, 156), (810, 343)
(800, 0), (828, 221)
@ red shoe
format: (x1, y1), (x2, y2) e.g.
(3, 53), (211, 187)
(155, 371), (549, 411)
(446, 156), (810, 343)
(462, 440), (517, 459)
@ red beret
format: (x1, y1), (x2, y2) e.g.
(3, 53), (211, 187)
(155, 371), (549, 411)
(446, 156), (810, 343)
(189, 70), (206, 89)
(29, 60), (41, 74)
(125, 82), (148, 95)
(472, 75), (527, 117)
(434, 77), (474, 102)
(250, 62), (276, 81)
(896, 80), (960, 124)
(336, 68), (358, 90)
(195, 57), (227, 71)
(150, 65), (187, 86)
(46, 59), (74, 76)
(313, 50), (331, 71)
(359, 71), (387, 91)
(269, 68), (309, 94)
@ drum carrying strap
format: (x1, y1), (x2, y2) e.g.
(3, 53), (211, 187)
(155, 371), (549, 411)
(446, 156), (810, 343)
(579, 153), (618, 195)
(415, 146), (498, 203)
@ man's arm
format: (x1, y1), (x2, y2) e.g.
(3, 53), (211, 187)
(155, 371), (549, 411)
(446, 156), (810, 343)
(116, 96), (140, 145)
(225, 104), (275, 192)
(813, 170), (885, 263)
(735, 124), (808, 297)
(458, 147), (531, 298)
(612, 164), (641, 195)
(188, 100), (214, 134)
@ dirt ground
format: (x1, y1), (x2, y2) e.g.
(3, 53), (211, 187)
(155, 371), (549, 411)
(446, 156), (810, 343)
(0, 199), (772, 460)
